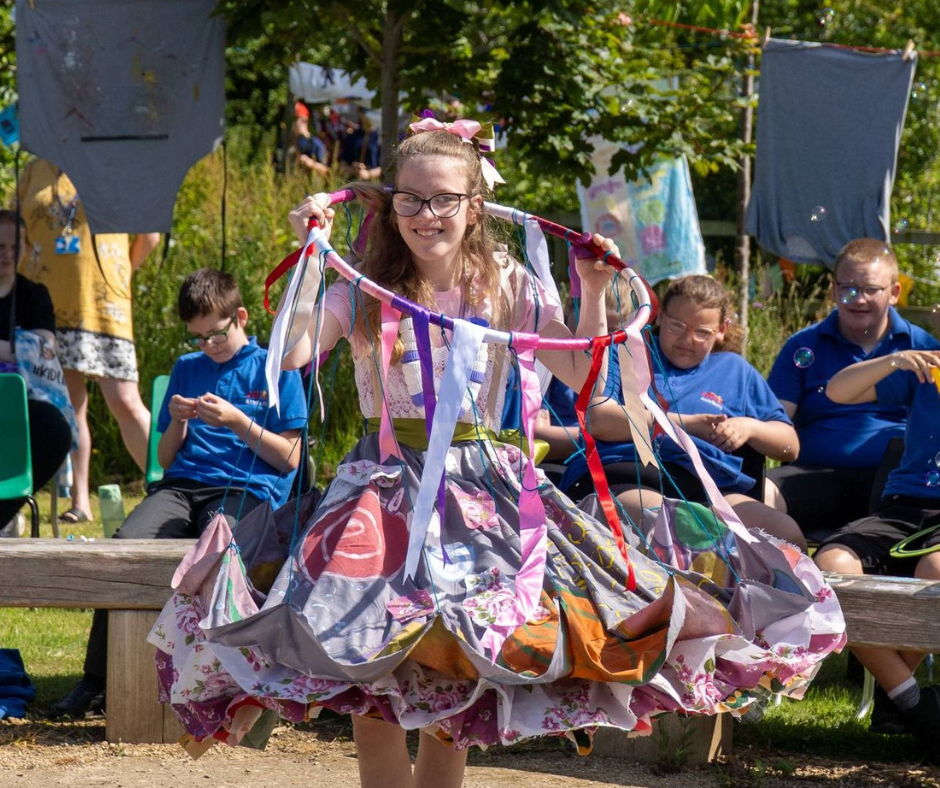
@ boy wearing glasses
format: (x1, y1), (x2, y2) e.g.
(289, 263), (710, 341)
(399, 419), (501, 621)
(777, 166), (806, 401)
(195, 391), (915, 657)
(765, 239), (936, 551)
(49, 267), (308, 719)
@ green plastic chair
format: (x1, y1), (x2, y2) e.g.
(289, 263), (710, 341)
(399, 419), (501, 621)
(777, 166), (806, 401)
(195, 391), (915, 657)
(0, 373), (40, 537)
(145, 374), (171, 485)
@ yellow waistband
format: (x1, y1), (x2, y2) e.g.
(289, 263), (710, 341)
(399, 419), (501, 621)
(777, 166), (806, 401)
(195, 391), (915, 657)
(365, 418), (549, 462)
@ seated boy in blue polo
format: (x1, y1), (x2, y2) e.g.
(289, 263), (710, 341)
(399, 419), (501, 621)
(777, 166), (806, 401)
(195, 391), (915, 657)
(49, 267), (308, 719)
(819, 343), (940, 764)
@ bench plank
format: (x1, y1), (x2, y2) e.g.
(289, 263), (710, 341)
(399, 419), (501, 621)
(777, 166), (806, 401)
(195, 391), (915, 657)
(823, 572), (940, 652)
(0, 540), (192, 608)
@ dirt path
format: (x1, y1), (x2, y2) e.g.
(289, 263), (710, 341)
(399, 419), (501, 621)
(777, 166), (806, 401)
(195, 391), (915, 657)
(1, 716), (938, 788)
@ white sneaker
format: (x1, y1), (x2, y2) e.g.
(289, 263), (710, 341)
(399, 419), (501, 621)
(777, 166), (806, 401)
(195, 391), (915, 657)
(0, 512), (26, 538)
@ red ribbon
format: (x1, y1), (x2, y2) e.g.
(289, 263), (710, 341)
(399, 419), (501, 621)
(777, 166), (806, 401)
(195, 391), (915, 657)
(263, 245), (312, 314)
(574, 336), (636, 591)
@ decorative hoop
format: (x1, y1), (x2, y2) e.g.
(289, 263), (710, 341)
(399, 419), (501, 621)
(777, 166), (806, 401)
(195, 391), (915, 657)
(889, 523), (940, 558)
(289, 188), (657, 351)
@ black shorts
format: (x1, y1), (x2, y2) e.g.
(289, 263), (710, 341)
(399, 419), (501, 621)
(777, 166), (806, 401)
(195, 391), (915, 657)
(766, 464), (878, 539)
(565, 461), (709, 505)
(818, 495), (940, 576)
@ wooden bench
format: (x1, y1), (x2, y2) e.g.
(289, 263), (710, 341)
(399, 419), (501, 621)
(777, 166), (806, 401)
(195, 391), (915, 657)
(594, 571), (940, 764)
(0, 539), (192, 744)
(2, 540), (940, 751)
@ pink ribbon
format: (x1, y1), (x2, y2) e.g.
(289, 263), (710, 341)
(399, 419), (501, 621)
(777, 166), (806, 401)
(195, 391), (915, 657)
(408, 117), (482, 140)
(407, 117), (505, 189)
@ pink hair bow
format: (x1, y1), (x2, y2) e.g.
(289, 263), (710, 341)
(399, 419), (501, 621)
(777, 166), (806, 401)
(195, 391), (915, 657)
(407, 117), (506, 190)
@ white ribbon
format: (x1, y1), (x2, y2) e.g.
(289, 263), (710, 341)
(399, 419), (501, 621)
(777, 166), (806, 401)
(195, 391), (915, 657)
(404, 320), (486, 579)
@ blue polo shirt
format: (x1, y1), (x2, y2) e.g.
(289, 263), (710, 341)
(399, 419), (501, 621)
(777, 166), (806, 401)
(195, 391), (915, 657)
(158, 338), (308, 508)
(876, 355), (940, 499)
(768, 307), (936, 469)
(558, 337), (791, 494)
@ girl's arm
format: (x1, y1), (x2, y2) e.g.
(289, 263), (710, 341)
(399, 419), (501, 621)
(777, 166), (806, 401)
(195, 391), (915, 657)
(709, 417), (799, 462)
(537, 236), (616, 391)
(827, 350), (940, 404)
(279, 195), (345, 370)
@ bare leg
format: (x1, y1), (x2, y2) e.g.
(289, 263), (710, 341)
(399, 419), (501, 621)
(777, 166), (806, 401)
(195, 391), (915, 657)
(414, 730), (468, 788)
(64, 369), (93, 520)
(97, 377), (150, 472)
(726, 493), (807, 552)
(616, 488), (663, 526)
(352, 715), (414, 788)
(618, 488), (807, 552)
(815, 545), (916, 690)
(762, 478), (787, 512)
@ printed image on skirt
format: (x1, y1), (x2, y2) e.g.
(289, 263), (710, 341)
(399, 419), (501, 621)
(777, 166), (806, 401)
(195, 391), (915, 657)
(149, 434), (845, 756)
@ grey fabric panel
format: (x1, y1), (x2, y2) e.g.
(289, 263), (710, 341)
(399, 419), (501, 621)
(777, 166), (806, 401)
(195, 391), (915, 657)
(16, 0), (224, 234)
(746, 39), (915, 266)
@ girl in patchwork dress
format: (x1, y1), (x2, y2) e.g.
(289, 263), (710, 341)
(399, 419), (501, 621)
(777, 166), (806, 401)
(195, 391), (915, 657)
(149, 125), (845, 788)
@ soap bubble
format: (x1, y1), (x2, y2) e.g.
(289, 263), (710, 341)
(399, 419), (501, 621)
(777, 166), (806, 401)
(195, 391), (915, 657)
(794, 347), (815, 368)
(893, 218), (909, 235)
(926, 469), (940, 488)
(935, 450), (940, 467)
(816, 7), (835, 27)
(810, 205), (828, 223)
(839, 286), (860, 305)
(912, 81), (928, 101)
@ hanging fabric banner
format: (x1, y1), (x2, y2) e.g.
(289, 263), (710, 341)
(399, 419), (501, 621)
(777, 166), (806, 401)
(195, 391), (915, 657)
(746, 39), (916, 267)
(578, 141), (706, 286)
(15, 0), (225, 234)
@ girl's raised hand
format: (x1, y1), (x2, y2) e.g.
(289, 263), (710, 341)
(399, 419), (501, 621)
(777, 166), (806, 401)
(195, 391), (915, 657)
(288, 193), (335, 245)
(573, 233), (620, 296)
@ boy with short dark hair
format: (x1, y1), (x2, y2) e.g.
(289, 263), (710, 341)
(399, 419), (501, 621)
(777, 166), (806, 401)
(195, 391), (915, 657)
(49, 267), (308, 718)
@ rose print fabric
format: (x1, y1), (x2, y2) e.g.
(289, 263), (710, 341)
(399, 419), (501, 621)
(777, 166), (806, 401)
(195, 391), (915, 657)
(150, 435), (845, 755)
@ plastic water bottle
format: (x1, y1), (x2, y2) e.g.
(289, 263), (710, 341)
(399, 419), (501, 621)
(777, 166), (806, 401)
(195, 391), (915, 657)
(98, 484), (125, 539)
(57, 455), (73, 499)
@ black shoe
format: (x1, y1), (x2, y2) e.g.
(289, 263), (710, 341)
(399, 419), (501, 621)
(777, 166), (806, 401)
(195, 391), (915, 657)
(47, 677), (106, 719)
(902, 684), (940, 765)
(869, 685), (909, 736)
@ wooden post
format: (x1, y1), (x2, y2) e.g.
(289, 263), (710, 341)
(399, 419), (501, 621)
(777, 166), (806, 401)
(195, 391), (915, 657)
(593, 713), (732, 765)
(735, 0), (760, 349)
(106, 610), (181, 744)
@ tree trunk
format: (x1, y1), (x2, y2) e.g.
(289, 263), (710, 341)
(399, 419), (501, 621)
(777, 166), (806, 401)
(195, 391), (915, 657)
(735, 0), (759, 349)
(379, 9), (403, 176)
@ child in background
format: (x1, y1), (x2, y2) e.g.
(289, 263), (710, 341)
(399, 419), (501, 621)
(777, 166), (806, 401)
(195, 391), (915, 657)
(49, 267), (308, 719)
(819, 344), (940, 764)
(566, 275), (805, 550)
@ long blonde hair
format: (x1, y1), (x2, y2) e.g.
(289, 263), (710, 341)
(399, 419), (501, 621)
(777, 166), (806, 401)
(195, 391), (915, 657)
(348, 130), (510, 360)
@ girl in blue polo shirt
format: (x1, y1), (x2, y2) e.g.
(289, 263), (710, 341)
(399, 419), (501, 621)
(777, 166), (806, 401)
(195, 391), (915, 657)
(566, 274), (805, 550)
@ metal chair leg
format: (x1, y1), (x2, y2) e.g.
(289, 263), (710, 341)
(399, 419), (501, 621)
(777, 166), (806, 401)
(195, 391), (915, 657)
(27, 495), (40, 538)
(856, 668), (875, 720)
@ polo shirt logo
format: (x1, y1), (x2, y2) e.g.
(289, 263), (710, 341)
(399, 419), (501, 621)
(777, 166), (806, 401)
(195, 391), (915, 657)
(700, 391), (724, 410)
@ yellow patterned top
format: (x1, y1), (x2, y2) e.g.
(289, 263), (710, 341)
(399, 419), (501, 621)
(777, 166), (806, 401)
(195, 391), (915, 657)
(17, 158), (135, 340)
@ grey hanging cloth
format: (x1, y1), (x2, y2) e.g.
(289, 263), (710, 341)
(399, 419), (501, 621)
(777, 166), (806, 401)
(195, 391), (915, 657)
(746, 39), (916, 266)
(15, 0), (225, 235)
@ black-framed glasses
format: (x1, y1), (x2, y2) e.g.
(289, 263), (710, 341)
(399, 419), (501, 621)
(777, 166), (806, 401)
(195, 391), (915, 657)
(660, 312), (720, 343)
(186, 313), (237, 347)
(835, 283), (891, 303)
(391, 191), (470, 218)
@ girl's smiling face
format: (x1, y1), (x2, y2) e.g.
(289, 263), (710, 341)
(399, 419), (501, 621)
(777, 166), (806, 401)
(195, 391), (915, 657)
(393, 155), (481, 289)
